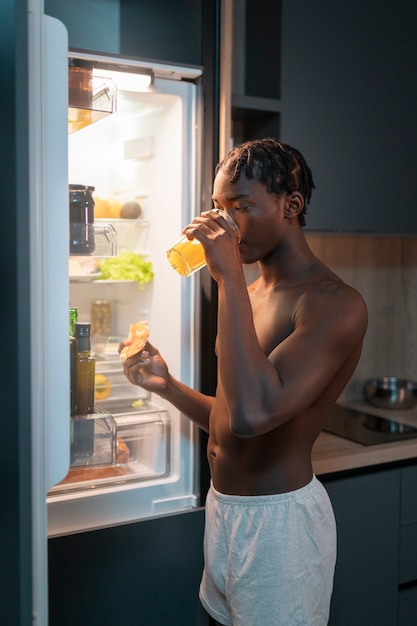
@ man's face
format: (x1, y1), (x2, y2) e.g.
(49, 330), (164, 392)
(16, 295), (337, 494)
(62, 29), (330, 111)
(212, 169), (288, 265)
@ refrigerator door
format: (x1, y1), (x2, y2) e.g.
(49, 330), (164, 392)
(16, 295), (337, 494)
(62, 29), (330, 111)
(47, 56), (203, 536)
(29, 8), (69, 623)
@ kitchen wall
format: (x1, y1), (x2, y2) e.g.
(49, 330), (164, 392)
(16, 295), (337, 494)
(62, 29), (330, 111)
(306, 235), (417, 401)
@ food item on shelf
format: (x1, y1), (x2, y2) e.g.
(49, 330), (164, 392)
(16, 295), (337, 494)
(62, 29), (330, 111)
(93, 195), (122, 219)
(107, 198), (122, 218)
(91, 299), (112, 337)
(119, 320), (150, 362)
(73, 323), (95, 416)
(94, 374), (112, 400)
(69, 257), (98, 278)
(69, 184), (96, 254)
(93, 195), (110, 218)
(120, 200), (142, 219)
(116, 438), (130, 464)
(95, 252), (154, 287)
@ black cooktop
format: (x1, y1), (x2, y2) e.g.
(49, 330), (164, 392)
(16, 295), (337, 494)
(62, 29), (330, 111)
(323, 404), (417, 445)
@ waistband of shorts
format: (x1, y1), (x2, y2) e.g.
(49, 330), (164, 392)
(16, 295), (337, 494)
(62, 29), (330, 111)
(209, 475), (321, 505)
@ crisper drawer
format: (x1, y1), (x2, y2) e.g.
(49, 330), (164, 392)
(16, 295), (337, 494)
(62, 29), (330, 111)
(399, 524), (417, 584)
(49, 405), (170, 496)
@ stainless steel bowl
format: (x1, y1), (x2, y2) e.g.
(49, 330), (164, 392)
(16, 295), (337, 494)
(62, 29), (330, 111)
(364, 377), (417, 410)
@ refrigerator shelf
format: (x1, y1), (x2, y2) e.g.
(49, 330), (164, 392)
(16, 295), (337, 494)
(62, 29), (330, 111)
(94, 396), (152, 414)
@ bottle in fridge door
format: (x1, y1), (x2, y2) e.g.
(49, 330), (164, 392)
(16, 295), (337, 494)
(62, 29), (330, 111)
(47, 53), (203, 537)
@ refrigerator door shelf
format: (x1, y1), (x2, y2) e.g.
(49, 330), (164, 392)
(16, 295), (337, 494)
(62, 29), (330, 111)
(71, 413), (116, 467)
(95, 218), (150, 254)
(69, 221), (117, 257)
(68, 75), (117, 134)
(48, 409), (169, 496)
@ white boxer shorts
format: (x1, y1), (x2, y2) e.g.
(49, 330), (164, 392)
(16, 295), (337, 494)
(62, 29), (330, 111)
(199, 476), (336, 626)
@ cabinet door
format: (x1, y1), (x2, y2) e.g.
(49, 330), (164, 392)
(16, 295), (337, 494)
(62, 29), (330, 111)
(323, 469), (400, 626)
(120, 0), (203, 65)
(45, 0), (204, 65)
(49, 509), (207, 626)
(399, 587), (417, 626)
(45, 0), (121, 54)
(401, 465), (417, 526)
(281, 0), (417, 233)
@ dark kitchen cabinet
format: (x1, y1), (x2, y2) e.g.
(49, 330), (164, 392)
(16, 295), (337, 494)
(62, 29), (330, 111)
(281, 0), (417, 234)
(45, 0), (121, 54)
(322, 462), (417, 625)
(231, 0), (281, 144)
(323, 469), (400, 625)
(45, 0), (205, 65)
(120, 0), (203, 66)
(399, 465), (417, 625)
(49, 509), (208, 626)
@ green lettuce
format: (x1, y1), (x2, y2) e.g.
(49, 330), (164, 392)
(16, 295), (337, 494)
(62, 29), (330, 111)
(95, 252), (154, 288)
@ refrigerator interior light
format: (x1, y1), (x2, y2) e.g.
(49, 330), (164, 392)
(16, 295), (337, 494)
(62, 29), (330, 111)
(94, 68), (154, 92)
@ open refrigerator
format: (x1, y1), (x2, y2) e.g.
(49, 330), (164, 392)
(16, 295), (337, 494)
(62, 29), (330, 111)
(39, 47), (203, 535)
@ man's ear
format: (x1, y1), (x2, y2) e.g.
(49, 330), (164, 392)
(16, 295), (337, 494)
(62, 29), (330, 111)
(284, 191), (304, 219)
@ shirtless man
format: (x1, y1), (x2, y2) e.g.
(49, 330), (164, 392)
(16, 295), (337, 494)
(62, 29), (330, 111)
(122, 139), (368, 625)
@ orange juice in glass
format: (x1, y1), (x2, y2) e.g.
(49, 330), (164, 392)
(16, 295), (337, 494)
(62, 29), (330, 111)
(166, 210), (240, 277)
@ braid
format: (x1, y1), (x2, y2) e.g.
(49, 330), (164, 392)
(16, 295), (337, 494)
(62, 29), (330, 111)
(216, 138), (315, 226)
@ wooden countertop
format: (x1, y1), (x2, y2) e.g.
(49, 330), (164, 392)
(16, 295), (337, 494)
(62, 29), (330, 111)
(312, 400), (417, 476)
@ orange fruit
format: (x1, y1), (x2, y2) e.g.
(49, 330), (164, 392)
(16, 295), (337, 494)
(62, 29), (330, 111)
(94, 195), (110, 218)
(107, 198), (122, 219)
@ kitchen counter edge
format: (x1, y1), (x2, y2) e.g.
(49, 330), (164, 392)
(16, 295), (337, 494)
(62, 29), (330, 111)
(312, 400), (417, 476)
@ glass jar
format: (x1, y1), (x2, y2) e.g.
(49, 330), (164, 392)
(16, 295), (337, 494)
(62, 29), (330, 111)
(68, 58), (93, 109)
(69, 184), (96, 255)
(91, 299), (112, 337)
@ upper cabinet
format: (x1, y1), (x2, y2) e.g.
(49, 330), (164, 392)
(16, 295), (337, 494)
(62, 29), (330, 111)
(45, 0), (204, 66)
(230, 0), (281, 145)
(280, 1), (417, 234)
(45, 0), (121, 54)
(119, 0), (203, 66)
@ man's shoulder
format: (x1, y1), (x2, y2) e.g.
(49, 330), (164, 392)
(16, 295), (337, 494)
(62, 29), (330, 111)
(297, 274), (368, 330)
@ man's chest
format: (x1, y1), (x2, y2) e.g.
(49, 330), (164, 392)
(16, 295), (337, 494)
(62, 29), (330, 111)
(250, 292), (296, 356)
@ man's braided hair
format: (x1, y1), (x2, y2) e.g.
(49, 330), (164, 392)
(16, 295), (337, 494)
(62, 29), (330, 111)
(215, 138), (315, 226)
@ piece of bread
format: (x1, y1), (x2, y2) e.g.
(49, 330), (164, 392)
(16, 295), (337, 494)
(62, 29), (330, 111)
(116, 438), (130, 464)
(119, 320), (150, 362)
